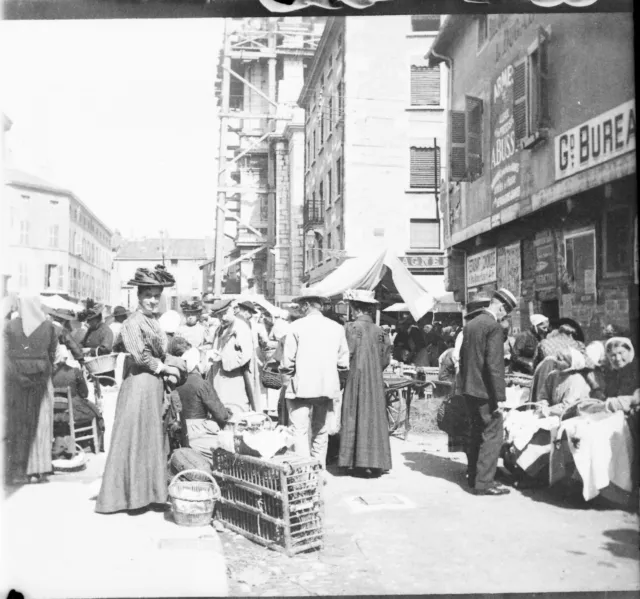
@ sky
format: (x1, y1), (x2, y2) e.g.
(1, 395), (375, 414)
(1, 18), (224, 239)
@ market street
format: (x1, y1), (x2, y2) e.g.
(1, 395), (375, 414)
(2, 431), (638, 598)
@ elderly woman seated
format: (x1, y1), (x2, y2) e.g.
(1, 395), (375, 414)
(176, 347), (232, 459)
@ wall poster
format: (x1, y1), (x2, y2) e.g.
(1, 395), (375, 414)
(534, 233), (557, 292)
(497, 242), (522, 333)
(490, 62), (522, 211)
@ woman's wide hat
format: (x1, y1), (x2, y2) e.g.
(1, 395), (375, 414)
(343, 289), (378, 304)
(181, 299), (203, 314)
(127, 264), (176, 288)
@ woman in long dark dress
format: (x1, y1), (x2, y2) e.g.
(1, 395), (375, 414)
(95, 265), (182, 514)
(4, 295), (58, 485)
(338, 289), (392, 477)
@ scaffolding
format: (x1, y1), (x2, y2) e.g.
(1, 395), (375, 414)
(212, 17), (323, 299)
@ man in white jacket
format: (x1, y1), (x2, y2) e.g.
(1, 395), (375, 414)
(280, 292), (349, 468)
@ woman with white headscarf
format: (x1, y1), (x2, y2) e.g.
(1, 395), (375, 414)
(4, 295), (58, 484)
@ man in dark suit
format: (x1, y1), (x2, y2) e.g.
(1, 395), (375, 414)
(460, 287), (518, 496)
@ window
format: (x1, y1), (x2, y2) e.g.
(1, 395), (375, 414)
(319, 100), (324, 143)
(49, 225), (59, 248)
(259, 193), (269, 221)
(327, 169), (332, 205)
(327, 232), (332, 250)
(338, 82), (344, 122)
(449, 95), (484, 181)
(19, 220), (30, 245)
(477, 15), (489, 50)
(514, 26), (550, 149)
(410, 147), (440, 189)
(411, 15), (440, 33)
(312, 128), (316, 158)
(410, 219), (440, 249)
(410, 65), (441, 106)
(335, 225), (341, 249)
(328, 97), (333, 131)
(603, 206), (632, 276)
(171, 259), (178, 266)
(57, 265), (64, 290)
(319, 182), (324, 211)
(19, 263), (28, 288)
(563, 227), (596, 296)
(44, 264), (58, 289)
(306, 140), (311, 168)
(336, 157), (342, 197)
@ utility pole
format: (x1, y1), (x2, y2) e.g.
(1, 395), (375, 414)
(213, 19), (231, 298)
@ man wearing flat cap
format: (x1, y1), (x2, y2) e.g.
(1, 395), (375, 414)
(459, 287), (518, 496)
(511, 314), (549, 375)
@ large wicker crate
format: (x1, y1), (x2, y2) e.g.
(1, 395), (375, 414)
(211, 448), (324, 556)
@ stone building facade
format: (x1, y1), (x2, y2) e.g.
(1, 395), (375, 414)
(298, 15), (448, 294)
(430, 13), (636, 342)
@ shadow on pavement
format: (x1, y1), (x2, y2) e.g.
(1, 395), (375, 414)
(401, 451), (471, 492)
(601, 528), (640, 561)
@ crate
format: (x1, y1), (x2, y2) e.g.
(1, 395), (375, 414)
(211, 448), (324, 556)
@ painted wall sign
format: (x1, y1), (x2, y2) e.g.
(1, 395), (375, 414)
(490, 63), (521, 211)
(400, 255), (445, 270)
(555, 99), (636, 181)
(497, 242), (522, 296)
(466, 248), (497, 288)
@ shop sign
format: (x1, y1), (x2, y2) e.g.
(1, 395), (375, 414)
(490, 63), (522, 210)
(466, 248), (497, 288)
(497, 242), (521, 296)
(533, 234), (556, 291)
(555, 99), (636, 181)
(400, 255), (445, 270)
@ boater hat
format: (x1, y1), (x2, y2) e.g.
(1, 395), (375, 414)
(343, 289), (378, 304)
(493, 288), (518, 313)
(291, 288), (329, 305)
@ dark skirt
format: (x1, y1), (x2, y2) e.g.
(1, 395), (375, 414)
(95, 370), (167, 513)
(4, 377), (53, 481)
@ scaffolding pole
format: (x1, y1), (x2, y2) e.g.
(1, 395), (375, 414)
(214, 19), (231, 298)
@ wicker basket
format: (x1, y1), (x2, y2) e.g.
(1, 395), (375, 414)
(84, 353), (119, 375)
(168, 469), (221, 527)
(261, 363), (283, 390)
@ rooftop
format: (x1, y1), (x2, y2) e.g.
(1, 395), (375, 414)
(4, 167), (74, 197)
(116, 238), (208, 261)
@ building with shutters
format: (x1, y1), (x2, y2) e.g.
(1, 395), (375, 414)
(298, 15), (448, 293)
(429, 13), (637, 343)
(3, 167), (114, 306)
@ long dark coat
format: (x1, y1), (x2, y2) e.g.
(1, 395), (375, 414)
(338, 314), (392, 471)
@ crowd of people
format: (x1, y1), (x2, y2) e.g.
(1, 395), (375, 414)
(3, 265), (638, 512)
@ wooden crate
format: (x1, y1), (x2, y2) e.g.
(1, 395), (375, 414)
(211, 449), (324, 556)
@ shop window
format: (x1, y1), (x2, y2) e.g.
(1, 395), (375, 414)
(410, 219), (440, 249)
(410, 146), (440, 189)
(449, 95), (483, 182)
(411, 15), (440, 33)
(410, 65), (441, 106)
(603, 206), (632, 277)
(563, 228), (596, 296)
(513, 26), (551, 149)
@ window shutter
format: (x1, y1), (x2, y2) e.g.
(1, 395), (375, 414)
(450, 111), (467, 181)
(513, 57), (528, 144)
(466, 96), (483, 178)
(410, 66), (441, 106)
(410, 147), (439, 188)
(536, 26), (550, 129)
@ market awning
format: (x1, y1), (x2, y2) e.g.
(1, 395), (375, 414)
(40, 294), (82, 313)
(383, 303), (410, 313)
(304, 249), (435, 321)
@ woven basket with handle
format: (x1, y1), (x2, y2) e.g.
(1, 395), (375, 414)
(168, 469), (221, 527)
(84, 353), (118, 375)
(261, 362), (283, 390)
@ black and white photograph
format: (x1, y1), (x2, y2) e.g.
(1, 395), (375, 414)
(0, 0), (637, 597)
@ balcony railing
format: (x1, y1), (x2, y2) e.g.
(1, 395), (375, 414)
(304, 202), (324, 227)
